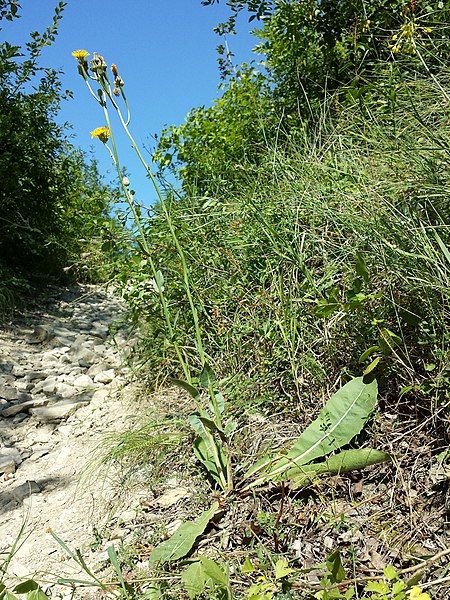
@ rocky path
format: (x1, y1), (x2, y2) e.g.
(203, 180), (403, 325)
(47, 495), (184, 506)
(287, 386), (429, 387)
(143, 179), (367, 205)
(0, 285), (135, 583)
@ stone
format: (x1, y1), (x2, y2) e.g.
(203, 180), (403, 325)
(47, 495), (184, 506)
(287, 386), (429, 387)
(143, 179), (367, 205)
(91, 325), (109, 340)
(0, 384), (18, 401)
(12, 413), (29, 424)
(28, 326), (54, 344)
(77, 349), (97, 368)
(153, 487), (191, 508)
(94, 369), (115, 384)
(42, 377), (58, 394)
(87, 362), (109, 378)
(0, 447), (22, 473)
(26, 371), (47, 382)
(55, 383), (76, 399)
(11, 364), (28, 377)
(0, 397), (48, 417)
(30, 401), (87, 422)
(73, 374), (95, 389)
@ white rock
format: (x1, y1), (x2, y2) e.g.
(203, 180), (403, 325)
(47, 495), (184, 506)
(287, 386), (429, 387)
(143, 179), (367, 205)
(30, 401), (86, 422)
(94, 369), (115, 384)
(73, 374), (95, 388)
(0, 447), (22, 473)
(0, 397), (48, 417)
(153, 487), (191, 508)
(55, 383), (76, 399)
(0, 384), (18, 401)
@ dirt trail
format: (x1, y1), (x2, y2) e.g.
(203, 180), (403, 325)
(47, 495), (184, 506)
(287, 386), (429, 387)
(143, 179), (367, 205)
(0, 285), (136, 585)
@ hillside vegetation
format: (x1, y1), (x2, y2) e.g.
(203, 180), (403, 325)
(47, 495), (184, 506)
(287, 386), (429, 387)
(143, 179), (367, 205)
(0, 1), (121, 311)
(2, 0), (450, 598)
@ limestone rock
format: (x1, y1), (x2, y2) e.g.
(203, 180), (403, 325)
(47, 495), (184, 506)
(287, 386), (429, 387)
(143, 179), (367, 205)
(73, 374), (95, 389)
(0, 447), (22, 473)
(30, 401), (87, 422)
(0, 384), (18, 401)
(94, 369), (115, 384)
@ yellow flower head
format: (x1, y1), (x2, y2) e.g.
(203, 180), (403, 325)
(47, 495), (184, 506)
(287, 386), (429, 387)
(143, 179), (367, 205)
(72, 49), (90, 60)
(409, 586), (431, 600)
(90, 126), (111, 143)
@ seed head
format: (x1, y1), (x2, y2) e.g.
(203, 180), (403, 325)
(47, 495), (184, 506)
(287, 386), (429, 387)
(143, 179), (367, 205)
(90, 53), (107, 78)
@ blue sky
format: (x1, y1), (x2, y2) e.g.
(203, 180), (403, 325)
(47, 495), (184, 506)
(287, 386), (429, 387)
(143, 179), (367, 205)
(4, 0), (257, 207)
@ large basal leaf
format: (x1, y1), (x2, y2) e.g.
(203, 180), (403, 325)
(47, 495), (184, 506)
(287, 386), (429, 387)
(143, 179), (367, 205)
(246, 377), (378, 487)
(193, 437), (227, 487)
(286, 448), (390, 489)
(189, 413), (228, 489)
(150, 502), (219, 564)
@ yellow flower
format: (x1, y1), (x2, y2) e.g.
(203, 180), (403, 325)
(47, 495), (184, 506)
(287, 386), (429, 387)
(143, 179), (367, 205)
(409, 586), (431, 600)
(90, 126), (111, 143)
(71, 49), (90, 60)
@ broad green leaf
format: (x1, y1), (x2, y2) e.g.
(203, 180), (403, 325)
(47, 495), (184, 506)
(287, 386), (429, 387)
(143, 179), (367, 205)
(4, 593), (18, 600)
(198, 415), (226, 439)
(287, 448), (390, 488)
(355, 251), (370, 283)
(392, 581), (406, 595)
(189, 413), (228, 488)
(193, 437), (225, 487)
(12, 582), (39, 594)
(326, 550), (345, 583)
(209, 391), (225, 416)
(434, 231), (450, 266)
(246, 377), (378, 486)
(365, 581), (389, 594)
(384, 565), (398, 581)
(378, 328), (402, 354)
(150, 502), (219, 564)
(200, 556), (229, 588)
(171, 379), (200, 400)
(141, 585), (161, 599)
(182, 557), (229, 599)
(181, 562), (206, 599)
(107, 545), (127, 592)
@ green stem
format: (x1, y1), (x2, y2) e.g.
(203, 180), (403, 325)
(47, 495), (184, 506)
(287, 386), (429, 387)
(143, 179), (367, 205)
(99, 90), (191, 381)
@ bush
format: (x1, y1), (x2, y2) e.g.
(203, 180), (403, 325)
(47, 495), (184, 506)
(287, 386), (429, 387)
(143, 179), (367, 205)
(0, 0), (122, 297)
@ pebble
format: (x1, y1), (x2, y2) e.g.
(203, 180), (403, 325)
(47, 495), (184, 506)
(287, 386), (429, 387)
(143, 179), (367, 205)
(73, 374), (95, 388)
(94, 369), (115, 384)
(0, 384), (18, 401)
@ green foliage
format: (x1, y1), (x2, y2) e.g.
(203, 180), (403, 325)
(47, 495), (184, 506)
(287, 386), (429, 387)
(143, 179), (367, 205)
(0, 1), (121, 298)
(149, 502), (219, 564)
(154, 68), (275, 195)
(244, 377), (382, 487)
(128, 67), (450, 410)
(181, 556), (230, 599)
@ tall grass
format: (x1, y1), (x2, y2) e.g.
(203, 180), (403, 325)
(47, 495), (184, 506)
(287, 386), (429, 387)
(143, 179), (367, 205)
(125, 69), (450, 413)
